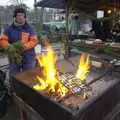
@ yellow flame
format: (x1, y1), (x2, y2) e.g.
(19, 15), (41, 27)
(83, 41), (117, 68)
(76, 54), (90, 82)
(33, 43), (69, 97)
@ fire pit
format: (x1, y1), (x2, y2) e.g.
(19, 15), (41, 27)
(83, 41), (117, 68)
(12, 54), (120, 120)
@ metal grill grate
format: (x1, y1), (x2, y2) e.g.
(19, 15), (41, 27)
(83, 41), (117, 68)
(59, 72), (87, 94)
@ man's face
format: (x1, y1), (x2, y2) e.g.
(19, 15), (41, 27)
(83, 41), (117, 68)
(15, 13), (26, 24)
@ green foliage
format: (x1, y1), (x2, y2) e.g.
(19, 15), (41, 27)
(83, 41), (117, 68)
(5, 42), (23, 64)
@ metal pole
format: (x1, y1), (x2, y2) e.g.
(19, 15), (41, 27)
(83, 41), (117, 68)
(40, 7), (44, 30)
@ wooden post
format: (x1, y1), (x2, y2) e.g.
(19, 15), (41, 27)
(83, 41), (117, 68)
(64, 0), (70, 58)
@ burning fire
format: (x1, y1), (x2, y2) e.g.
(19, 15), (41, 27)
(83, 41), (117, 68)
(33, 43), (69, 97)
(33, 42), (90, 97)
(76, 54), (90, 82)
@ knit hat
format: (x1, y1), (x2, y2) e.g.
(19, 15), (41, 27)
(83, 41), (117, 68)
(13, 8), (26, 18)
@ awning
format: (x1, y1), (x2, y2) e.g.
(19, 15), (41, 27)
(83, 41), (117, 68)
(35, 0), (111, 13)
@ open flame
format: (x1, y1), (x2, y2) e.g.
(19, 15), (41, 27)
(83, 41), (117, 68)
(76, 54), (90, 82)
(33, 43), (69, 97)
(33, 42), (90, 97)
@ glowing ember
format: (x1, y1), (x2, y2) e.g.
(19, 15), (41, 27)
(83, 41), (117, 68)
(76, 54), (90, 82)
(33, 43), (69, 97)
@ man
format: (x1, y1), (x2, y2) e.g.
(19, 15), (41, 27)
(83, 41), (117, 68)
(0, 8), (38, 120)
(69, 15), (80, 40)
(0, 8), (38, 77)
(91, 19), (104, 40)
(111, 20), (120, 42)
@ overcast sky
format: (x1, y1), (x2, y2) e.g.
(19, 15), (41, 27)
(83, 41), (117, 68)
(0, 0), (35, 8)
